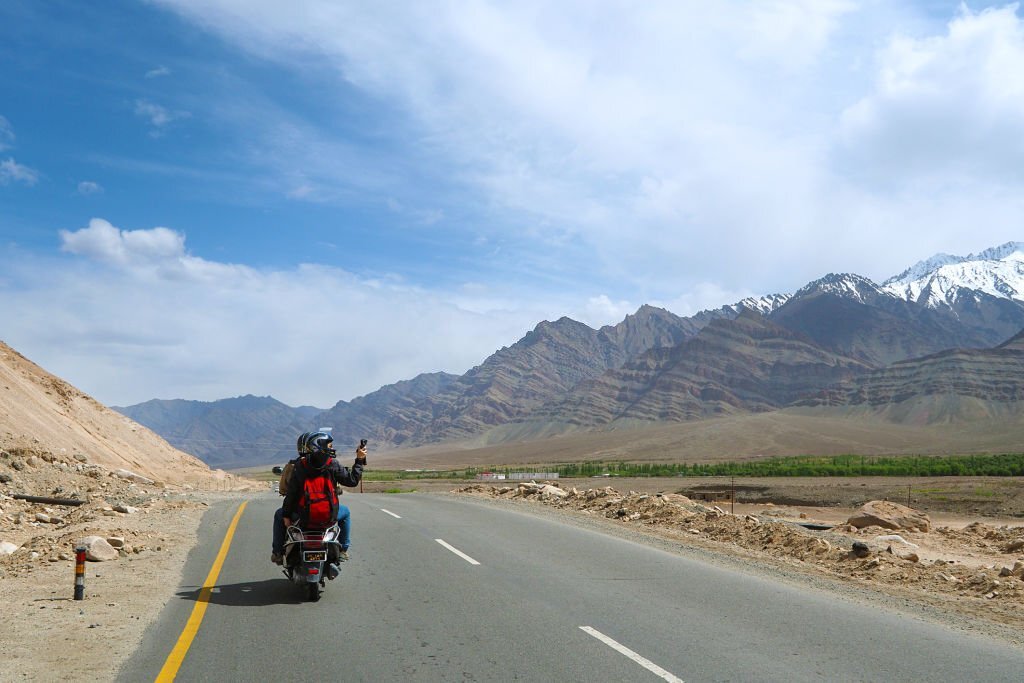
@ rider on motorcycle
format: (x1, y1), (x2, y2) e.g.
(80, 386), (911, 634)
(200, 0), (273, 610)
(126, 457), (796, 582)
(271, 431), (365, 565)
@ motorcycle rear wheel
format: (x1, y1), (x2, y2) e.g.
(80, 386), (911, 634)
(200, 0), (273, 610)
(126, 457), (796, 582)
(307, 583), (321, 601)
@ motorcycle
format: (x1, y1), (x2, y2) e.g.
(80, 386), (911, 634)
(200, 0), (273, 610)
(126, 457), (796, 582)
(282, 522), (342, 601)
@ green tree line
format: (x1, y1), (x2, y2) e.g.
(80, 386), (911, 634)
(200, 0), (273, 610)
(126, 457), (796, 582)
(362, 453), (1024, 480)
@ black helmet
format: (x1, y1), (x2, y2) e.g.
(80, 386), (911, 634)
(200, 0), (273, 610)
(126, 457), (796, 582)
(296, 432), (309, 455)
(305, 431), (335, 470)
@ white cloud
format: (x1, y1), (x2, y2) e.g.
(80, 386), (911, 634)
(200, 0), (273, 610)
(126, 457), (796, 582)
(7, 219), (549, 406)
(580, 295), (636, 328)
(149, 0), (896, 293)
(0, 115), (14, 151)
(839, 4), (1024, 184)
(0, 157), (39, 185)
(145, 65), (172, 79)
(77, 180), (103, 195)
(69, 2), (1024, 340)
(134, 99), (191, 135)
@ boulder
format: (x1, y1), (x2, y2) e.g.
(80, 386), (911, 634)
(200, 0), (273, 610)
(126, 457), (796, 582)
(81, 536), (119, 562)
(846, 501), (930, 532)
(538, 485), (568, 499)
(851, 541), (871, 558)
(114, 469), (154, 485)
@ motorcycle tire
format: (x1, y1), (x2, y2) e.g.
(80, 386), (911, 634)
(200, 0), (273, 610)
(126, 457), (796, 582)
(307, 583), (321, 602)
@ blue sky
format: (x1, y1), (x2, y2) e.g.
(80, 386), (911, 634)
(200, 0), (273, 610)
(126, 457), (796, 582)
(1, 1), (1022, 407)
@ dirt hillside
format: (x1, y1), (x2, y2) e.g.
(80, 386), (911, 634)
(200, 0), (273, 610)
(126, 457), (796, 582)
(0, 340), (222, 484)
(0, 340), (259, 680)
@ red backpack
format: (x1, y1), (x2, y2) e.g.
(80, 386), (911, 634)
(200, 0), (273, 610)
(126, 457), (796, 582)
(297, 457), (339, 529)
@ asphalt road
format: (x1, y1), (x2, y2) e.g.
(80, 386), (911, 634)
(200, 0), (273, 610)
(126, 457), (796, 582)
(121, 493), (1024, 682)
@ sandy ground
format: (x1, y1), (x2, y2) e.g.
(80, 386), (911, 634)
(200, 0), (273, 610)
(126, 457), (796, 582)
(0, 446), (253, 682)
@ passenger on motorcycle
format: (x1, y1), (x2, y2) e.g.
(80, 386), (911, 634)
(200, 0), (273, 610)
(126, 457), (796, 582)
(271, 431), (365, 565)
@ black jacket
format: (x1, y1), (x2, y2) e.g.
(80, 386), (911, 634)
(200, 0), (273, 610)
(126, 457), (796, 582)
(282, 455), (364, 518)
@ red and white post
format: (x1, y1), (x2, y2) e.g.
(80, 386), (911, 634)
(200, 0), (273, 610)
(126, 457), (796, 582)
(74, 545), (86, 600)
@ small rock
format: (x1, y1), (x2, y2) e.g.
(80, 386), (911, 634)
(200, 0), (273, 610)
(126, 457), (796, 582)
(0, 540), (19, 555)
(1004, 539), (1024, 553)
(106, 537), (125, 549)
(27, 456), (40, 468)
(74, 453), (88, 463)
(81, 536), (119, 562)
(113, 504), (138, 514)
(11, 460), (24, 471)
(852, 542), (871, 558)
(0, 473), (11, 483)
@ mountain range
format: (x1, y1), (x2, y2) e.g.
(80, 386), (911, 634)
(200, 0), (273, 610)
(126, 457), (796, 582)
(114, 242), (1024, 467)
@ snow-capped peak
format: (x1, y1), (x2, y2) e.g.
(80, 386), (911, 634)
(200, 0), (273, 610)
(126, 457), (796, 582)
(969, 241), (1024, 263)
(883, 253), (964, 287)
(727, 293), (791, 316)
(882, 242), (1024, 309)
(794, 273), (884, 303)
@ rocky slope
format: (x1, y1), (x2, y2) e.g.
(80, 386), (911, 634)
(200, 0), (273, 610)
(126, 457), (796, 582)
(519, 310), (873, 429)
(0, 341), (219, 483)
(800, 331), (1024, 422)
(767, 273), (1003, 366)
(114, 394), (322, 468)
(337, 305), (709, 447)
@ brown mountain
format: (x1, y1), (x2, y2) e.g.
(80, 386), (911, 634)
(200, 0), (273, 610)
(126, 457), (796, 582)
(800, 328), (1024, 423)
(334, 304), (710, 447)
(767, 274), (993, 366)
(514, 310), (873, 433)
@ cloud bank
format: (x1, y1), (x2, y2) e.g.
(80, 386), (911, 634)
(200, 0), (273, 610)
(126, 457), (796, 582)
(151, 1), (1024, 294)
(3, 220), (554, 406)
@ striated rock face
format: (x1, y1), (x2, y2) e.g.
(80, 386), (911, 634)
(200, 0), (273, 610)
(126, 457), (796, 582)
(347, 305), (708, 445)
(523, 311), (873, 427)
(802, 344), (1024, 420)
(767, 274), (1005, 367)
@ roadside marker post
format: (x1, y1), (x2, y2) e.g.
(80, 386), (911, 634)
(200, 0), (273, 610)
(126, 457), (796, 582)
(74, 545), (86, 600)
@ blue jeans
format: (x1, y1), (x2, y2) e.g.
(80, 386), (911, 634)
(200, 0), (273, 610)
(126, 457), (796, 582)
(272, 504), (351, 555)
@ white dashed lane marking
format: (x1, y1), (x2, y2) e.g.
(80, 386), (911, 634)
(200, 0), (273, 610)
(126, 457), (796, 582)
(435, 539), (480, 565)
(380, 509), (402, 519)
(579, 626), (684, 683)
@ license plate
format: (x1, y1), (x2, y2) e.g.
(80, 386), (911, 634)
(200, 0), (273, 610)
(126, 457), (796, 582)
(303, 551), (327, 562)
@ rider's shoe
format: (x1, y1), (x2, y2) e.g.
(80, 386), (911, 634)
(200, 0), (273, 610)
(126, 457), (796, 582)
(326, 563), (340, 580)
(271, 552), (283, 565)
(339, 549), (350, 562)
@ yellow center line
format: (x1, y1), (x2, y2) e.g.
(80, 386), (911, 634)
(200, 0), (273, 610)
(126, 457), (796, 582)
(155, 501), (248, 682)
